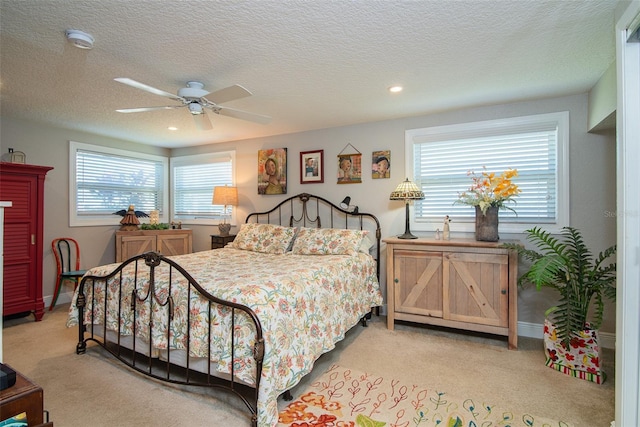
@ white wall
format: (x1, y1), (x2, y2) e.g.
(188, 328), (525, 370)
(0, 92), (617, 334)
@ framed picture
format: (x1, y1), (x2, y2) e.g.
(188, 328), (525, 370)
(258, 148), (287, 195)
(372, 150), (391, 179)
(337, 153), (362, 184)
(300, 150), (324, 184)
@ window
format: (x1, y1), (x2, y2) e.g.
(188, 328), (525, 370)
(70, 141), (168, 227)
(406, 111), (569, 234)
(171, 151), (235, 225)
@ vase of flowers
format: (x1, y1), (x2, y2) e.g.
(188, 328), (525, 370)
(456, 168), (520, 241)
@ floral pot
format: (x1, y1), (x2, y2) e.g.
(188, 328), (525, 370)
(543, 319), (605, 384)
(475, 205), (499, 241)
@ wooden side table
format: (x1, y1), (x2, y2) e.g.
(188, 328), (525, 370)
(210, 234), (236, 249)
(0, 366), (49, 426)
(384, 237), (518, 349)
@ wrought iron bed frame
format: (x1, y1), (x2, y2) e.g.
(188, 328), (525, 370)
(75, 193), (381, 426)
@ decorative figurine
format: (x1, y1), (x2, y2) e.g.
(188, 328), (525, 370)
(435, 228), (441, 240)
(113, 205), (148, 231)
(443, 215), (451, 240)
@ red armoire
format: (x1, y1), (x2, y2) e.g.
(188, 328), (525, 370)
(1, 162), (53, 321)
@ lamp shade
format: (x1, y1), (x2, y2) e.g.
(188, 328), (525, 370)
(389, 178), (425, 200)
(212, 186), (238, 206)
(340, 196), (351, 209)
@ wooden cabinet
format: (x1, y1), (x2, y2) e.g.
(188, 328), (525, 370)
(0, 366), (48, 426)
(210, 234), (235, 249)
(115, 229), (193, 262)
(384, 237), (518, 349)
(0, 163), (53, 321)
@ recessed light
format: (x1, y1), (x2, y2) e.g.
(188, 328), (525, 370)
(168, 126), (178, 131)
(388, 85), (403, 93)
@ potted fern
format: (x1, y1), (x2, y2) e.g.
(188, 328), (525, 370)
(504, 226), (616, 383)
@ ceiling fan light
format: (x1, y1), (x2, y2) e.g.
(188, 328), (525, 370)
(188, 103), (203, 115)
(65, 29), (94, 49)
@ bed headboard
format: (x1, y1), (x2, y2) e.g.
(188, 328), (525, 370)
(245, 193), (381, 280)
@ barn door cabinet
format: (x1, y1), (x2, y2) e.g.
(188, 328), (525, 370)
(115, 229), (193, 262)
(384, 237), (518, 349)
(1, 162), (53, 321)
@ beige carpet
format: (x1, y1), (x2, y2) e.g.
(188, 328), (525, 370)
(2, 306), (614, 426)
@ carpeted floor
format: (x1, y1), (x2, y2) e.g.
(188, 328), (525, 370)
(2, 306), (615, 426)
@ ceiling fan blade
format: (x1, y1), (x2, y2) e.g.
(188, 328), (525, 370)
(114, 78), (183, 101)
(116, 106), (182, 113)
(214, 105), (272, 124)
(206, 84), (252, 104)
(193, 111), (213, 131)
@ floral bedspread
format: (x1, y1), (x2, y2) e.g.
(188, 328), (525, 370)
(67, 247), (382, 427)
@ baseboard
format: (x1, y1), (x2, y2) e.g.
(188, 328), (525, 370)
(379, 304), (616, 349)
(45, 290), (74, 310)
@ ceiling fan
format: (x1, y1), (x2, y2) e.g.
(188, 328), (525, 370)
(114, 78), (271, 131)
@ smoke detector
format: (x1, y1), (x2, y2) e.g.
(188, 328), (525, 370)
(65, 29), (94, 49)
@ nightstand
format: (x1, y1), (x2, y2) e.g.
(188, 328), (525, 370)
(210, 234), (236, 249)
(0, 365), (49, 425)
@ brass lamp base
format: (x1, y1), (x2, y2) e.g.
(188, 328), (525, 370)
(397, 231), (418, 239)
(397, 201), (418, 239)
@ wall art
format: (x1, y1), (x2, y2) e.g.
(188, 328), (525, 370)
(337, 143), (362, 184)
(300, 150), (324, 184)
(258, 148), (287, 194)
(372, 150), (391, 179)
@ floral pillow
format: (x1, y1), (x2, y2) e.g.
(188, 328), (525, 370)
(291, 227), (369, 256)
(231, 223), (297, 254)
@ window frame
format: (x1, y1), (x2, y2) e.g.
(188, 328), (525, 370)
(170, 151), (236, 226)
(69, 141), (169, 227)
(405, 111), (570, 234)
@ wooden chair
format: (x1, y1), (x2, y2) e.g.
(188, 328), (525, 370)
(50, 237), (87, 311)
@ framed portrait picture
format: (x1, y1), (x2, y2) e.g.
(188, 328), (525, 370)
(372, 150), (391, 179)
(337, 153), (362, 184)
(258, 148), (287, 195)
(300, 150), (324, 184)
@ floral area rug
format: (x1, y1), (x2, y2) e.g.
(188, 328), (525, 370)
(277, 364), (573, 427)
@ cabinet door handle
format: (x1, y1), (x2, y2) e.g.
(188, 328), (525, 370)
(394, 278), (399, 283)
(501, 289), (507, 295)
(31, 234), (35, 245)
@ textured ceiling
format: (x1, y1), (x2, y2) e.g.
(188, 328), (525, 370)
(0, 0), (618, 148)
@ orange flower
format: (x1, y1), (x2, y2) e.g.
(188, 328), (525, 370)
(456, 167), (521, 215)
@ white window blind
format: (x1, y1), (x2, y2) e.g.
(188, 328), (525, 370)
(406, 112), (569, 233)
(171, 152), (235, 223)
(70, 141), (168, 226)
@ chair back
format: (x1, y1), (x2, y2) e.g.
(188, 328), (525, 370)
(52, 237), (81, 274)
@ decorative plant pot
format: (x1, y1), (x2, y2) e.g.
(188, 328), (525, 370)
(475, 205), (499, 241)
(543, 319), (605, 384)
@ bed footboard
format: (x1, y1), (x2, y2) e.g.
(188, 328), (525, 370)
(75, 251), (265, 427)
